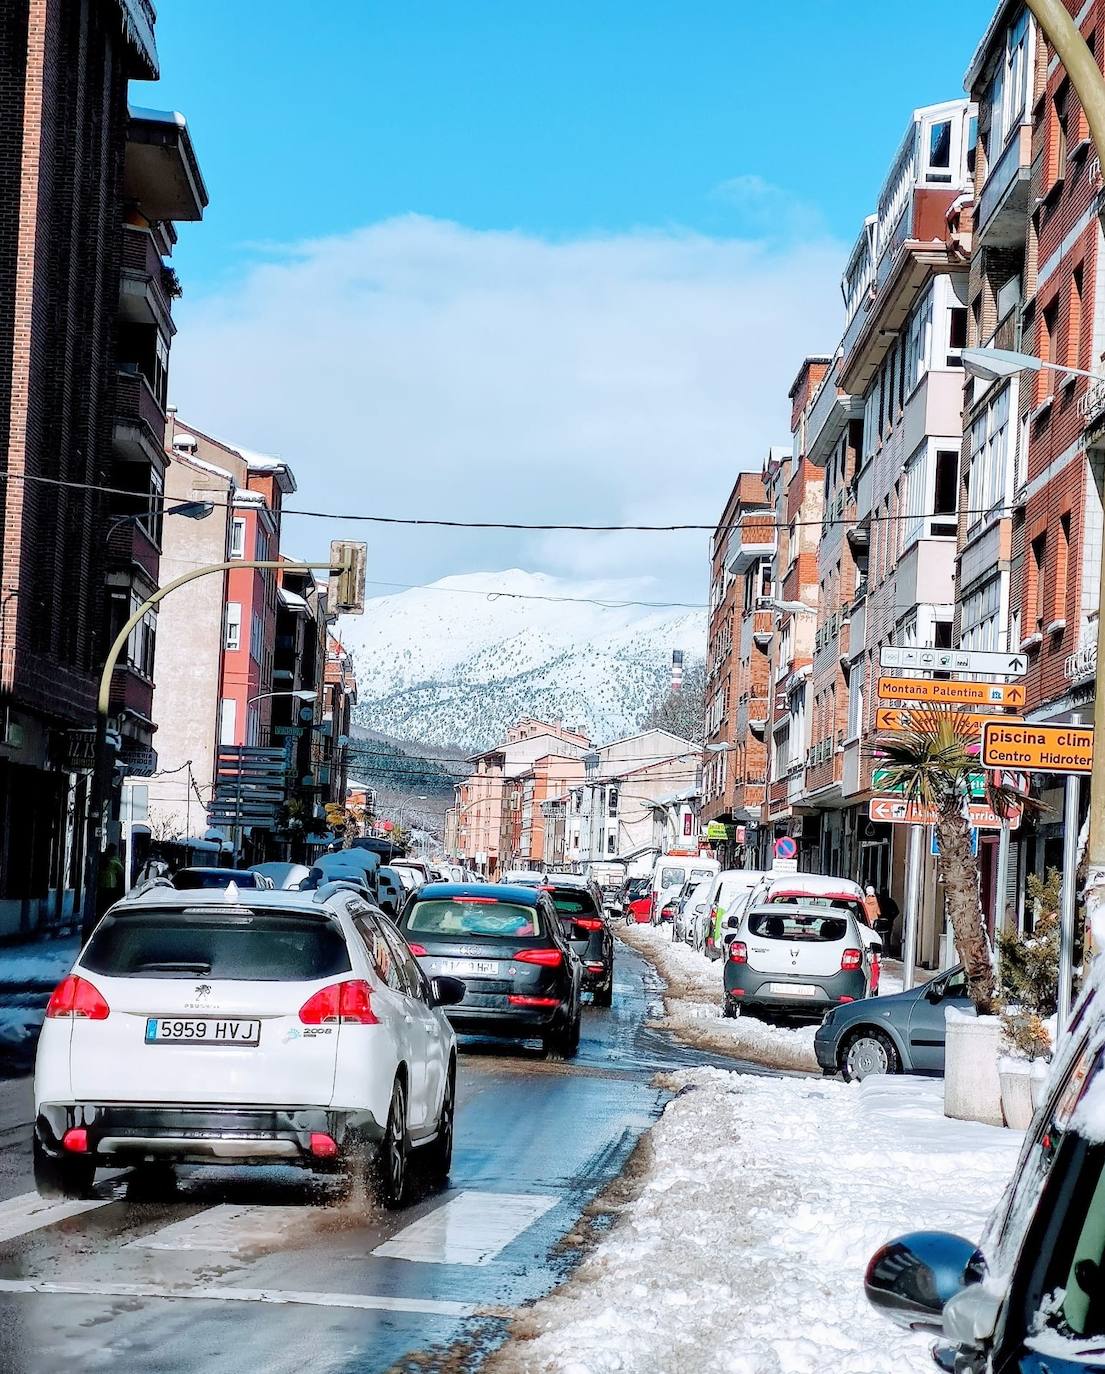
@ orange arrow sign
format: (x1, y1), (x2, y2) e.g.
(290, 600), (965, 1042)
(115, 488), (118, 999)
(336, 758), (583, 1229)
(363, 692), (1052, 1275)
(981, 722), (1094, 774)
(877, 677), (1025, 708)
(868, 797), (1019, 830)
(874, 707), (1022, 736)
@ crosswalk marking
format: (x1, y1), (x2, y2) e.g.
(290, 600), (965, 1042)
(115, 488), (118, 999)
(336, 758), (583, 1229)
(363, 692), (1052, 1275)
(0, 1277), (474, 1317)
(126, 1203), (312, 1252)
(0, 1192), (110, 1245)
(373, 1190), (557, 1266)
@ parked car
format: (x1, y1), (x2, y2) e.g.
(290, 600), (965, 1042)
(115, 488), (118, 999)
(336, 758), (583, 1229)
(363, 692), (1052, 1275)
(543, 881), (614, 1007)
(390, 859), (432, 890)
(653, 883), (685, 926)
(247, 862), (312, 891)
(672, 878), (713, 946)
(397, 883), (583, 1056)
(33, 883), (461, 1207)
(170, 867), (274, 891)
(704, 869), (773, 959)
(620, 876), (653, 925)
(864, 955), (1105, 1372)
(501, 869), (547, 888)
(648, 854), (720, 925)
(815, 964), (970, 1081)
(723, 902), (877, 1018)
(376, 866), (406, 917)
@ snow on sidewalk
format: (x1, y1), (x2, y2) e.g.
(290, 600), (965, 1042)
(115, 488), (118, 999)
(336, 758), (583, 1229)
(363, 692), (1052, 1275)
(490, 1071), (1021, 1374)
(0, 936), (78, 1069)
(618, 921), (820, 1072)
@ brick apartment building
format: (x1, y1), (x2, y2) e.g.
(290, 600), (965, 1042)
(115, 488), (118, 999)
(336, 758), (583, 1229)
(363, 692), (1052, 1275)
(0, 2), (203, 935)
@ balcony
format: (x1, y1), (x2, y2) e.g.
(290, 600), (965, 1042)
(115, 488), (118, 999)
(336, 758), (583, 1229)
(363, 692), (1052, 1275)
(114, 369), (166, 467)
(105, 518), (159, 583)
(725, 514), (776, 574)
(124, 108), (208, 223)
(119, 226), (175, 333)
(976, 124), (1032, 249)
(901, 369), (965, 460)
(751, 609), (773, 650)
(806, 374), (864, 468)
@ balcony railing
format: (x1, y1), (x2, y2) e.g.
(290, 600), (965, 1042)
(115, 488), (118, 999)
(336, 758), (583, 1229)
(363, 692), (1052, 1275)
(725, 514), (776, 574)
(976, 124), (1032, 245)
(116, 368), (166, 446)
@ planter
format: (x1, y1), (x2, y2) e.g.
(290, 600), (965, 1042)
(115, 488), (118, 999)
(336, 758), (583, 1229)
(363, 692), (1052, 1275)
(998, 1059), (1035, 1130)
(944, 1009), (1004, 1127)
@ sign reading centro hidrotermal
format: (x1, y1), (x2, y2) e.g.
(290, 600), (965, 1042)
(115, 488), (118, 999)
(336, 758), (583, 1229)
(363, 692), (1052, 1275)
(880, 646), (1028, 677)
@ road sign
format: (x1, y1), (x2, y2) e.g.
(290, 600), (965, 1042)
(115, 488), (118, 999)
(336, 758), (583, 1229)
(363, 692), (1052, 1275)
(771, 857), (799, 873)
(874, 707), (1022, 737)
(869, 798), (1016, 830)
(877, 677), (1025, 709)
(773, 835), (797, 860)
(872, 767), (987, 799)
(980, 722), (1094, 774)
(932, 828), (979, 857)
(880, 646), (1028, 677)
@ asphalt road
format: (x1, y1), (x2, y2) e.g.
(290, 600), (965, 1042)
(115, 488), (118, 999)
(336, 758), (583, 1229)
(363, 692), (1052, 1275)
(0, 942), (765, 1373)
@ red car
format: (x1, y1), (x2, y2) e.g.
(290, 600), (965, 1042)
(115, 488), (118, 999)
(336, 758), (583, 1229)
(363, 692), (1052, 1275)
(620, 877), (653, 924)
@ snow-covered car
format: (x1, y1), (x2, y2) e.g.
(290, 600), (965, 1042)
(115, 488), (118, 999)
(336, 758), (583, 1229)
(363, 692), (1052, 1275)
(648, 855), (720, 925)
(723, 902), (877, 1017)
(391, 860), (433, 890)
(652, 883), (685, 926)
(502, 869), (547, 887)
(248, 861), (312, 891)
(171, 867), (274, 891)
(704, 870), (773, 958)
(671, 879), (712, 946)
(865, 951), (1105, 1371)
(815, 965), (969, 1081)
(33, 882), (461, 1208)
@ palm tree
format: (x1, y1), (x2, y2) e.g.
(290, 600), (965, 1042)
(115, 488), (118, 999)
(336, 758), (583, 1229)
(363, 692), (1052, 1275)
(872, 706), (1029, 1015)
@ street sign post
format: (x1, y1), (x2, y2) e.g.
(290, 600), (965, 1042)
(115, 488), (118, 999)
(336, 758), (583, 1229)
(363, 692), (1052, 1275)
(875, 707), (1022, 736)
(877, 677), (1025, 709)
(868, 797), (1017, 829)
(880, 646), (1028, 676)
(980, 722), (1094, 774)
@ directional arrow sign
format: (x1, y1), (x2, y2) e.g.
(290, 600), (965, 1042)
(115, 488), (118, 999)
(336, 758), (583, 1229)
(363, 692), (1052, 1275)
(872, 767), (987, 799)
(868, 798), (1018, 830)
(874, 707), (1023, 737)
(880, 646), (1028, 677)
(981, 722), (1094, 774)
(877, 677), (1025, 708)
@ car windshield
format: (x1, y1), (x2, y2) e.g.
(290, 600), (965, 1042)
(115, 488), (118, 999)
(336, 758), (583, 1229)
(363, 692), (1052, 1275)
(748, 911), (849, 942)
(81, 909), (351, 980)
(660, 867), (684, 889)
(405, 898), (542, 938)
(172, 870), (258, 890)
(625, 879), (650, 899)
(689, 869), (714, 884)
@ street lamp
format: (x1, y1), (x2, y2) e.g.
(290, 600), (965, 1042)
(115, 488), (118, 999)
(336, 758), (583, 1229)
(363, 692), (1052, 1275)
(106, 499), (214, 541)
(757, 596), (817, 616)
(960, 345), (1105, 387)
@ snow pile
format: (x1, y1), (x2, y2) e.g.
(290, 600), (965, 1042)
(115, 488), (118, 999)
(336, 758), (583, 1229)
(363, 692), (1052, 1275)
(493, 1073), (1020, 1374)
(0, 937), (77, 1073)
(618, 922), (819, 1073)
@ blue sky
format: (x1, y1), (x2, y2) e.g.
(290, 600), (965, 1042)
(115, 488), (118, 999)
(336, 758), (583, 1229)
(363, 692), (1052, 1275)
(145, 2), (991, 606)
(143, 0), (986, 290)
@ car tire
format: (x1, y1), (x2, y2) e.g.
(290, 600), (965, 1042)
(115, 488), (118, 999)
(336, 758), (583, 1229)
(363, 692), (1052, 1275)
(370, 1078), (410, 1209)
(423, 1063), (455, 1187)
(722, 999), (740, 1019)
(33, 1135), (95, 1200)
(593, 980), (613, 1008)
(840, 1028), (899, 1082)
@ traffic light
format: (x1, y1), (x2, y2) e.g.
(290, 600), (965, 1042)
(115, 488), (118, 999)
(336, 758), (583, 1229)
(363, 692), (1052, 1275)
(329, 540), (367, 615)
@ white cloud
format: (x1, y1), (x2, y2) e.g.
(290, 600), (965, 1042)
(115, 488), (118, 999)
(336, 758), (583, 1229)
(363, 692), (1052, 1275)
(170, 215), (846, 599)
(710, 174), (827, 239)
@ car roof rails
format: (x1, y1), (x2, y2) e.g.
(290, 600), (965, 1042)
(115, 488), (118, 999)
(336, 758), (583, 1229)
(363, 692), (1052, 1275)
(313, 879), (369, 904)
(125, 876), (177, 901)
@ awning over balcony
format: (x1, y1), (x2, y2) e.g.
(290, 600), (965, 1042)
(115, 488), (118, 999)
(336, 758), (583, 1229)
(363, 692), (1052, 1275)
(125, 108), (208, 223)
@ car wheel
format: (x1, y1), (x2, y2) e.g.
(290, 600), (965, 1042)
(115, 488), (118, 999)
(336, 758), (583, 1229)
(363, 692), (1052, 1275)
(371, 1078), (410, 1209)
(841, 1029), (899, 1082)
(722, 999), (740, 1019)
(424, 1064), (455, 1187)
(33, 1135), (95, 1200)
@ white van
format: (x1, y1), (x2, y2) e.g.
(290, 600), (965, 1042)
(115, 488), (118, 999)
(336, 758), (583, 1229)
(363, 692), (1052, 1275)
(704, 869), (773, 958)
(649, 854), (720, 925)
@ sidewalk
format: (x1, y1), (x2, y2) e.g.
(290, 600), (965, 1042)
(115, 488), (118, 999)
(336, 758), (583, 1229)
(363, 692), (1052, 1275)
(488, 1071), (1021, 1374)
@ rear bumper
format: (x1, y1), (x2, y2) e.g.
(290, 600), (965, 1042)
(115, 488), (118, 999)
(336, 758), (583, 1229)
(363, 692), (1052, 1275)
(446, 1004), (563, 1037)
(35, 1103), (383, 1167)
(723, 965), (867, 1010)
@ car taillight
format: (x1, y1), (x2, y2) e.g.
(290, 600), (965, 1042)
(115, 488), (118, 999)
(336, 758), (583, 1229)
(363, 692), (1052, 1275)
(572, 917), (604, 931)
(46, 975), (110, 1020)
(62, 1128), (89, 1153)
(841, 948), (862, 972)
(513, 948), (563, 967)
(309, 1132), (339, 1158)
(407, 943), (428, 956)
(299, 979), (380, 1025)
(728, 941), (748, 964)
(508, 995), (560, 1007)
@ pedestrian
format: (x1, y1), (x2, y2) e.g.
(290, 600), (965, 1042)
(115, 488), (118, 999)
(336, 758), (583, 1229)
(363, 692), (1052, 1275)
(97, 842), (124, 917)
(862, 884), (880, 927)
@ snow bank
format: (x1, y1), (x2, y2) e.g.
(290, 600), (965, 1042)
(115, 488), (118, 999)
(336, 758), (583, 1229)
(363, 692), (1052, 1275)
(492, 1072), (1020, 1374)
(618, 923), (819, 1073)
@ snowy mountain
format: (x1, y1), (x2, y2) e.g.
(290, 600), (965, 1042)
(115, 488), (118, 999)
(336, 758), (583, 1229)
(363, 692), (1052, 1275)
(342, 570), (706, 751)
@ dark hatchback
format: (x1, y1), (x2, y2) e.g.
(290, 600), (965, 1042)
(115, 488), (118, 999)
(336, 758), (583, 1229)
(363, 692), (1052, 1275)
(397, 883), (583, 1056)
(542, 883), (613, 1007)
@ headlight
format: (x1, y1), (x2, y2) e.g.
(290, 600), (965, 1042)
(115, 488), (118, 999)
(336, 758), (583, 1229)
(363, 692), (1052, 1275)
(820, 1009), (836, 1028)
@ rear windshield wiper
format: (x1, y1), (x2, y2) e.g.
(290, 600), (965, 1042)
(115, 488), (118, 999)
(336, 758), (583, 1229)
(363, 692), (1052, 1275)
(132, 961), (212, 974)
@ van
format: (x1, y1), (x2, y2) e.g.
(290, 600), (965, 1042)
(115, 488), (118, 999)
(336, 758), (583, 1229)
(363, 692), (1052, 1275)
(649, 854), (720, 926)
(704, 870), (773, 958)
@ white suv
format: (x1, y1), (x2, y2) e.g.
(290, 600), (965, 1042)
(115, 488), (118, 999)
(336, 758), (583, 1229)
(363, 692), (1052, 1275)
(33, 880), (460, 1209)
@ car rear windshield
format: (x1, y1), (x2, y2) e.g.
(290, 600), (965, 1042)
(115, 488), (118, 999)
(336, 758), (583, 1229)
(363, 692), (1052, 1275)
(173, 870), (258, 890)
(689, 869), (714, 885)
(404, 898), (543, 939)
(548, 891), (600, 916)
(625, 878), (650, 899)
(81, 909), (352, 980)
(748, 911), (849, 943)
(769, 893), (864, 918)
(659, 867), (684, 890)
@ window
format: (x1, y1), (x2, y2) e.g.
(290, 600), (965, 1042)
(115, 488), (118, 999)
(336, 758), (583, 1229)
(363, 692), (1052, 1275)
(1056, 513), (1071, 622)
(1033, 533), (1048, 628)
(1056, 79), (1070, 183)
(218, 697), (237, 745)
(969, 384), (1012, 523)
(933, 619), (953, 649)
(933, 450), (958, 533)
(230, 518), (246, 558)
(224, 602), (242, 652)
(996, 274), (1022, 322)
(251, 610), (263, 663)
(607, 833), (616, 854)
(961, 576), (1004, 653)
(1071, 265), (1085, 370)
(948, 307), (968, 353)
(988, 10), (1031, 153)
(903, 286), (934, 395)
(608, 787), (619, 817)
(925, 119), (953, 182)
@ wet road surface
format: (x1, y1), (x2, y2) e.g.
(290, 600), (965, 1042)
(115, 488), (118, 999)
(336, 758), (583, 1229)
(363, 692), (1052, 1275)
(0, 943), (767, 1373)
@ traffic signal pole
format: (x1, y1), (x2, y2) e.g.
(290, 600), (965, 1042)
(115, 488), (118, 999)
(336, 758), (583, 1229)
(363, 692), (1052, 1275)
(82, 547), (364, 942)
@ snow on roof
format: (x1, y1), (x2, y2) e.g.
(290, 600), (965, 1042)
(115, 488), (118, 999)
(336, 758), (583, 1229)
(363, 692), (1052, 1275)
(232, 490), (267, 508)
(128, 105), (187, 128)
(279, 587), (309, 611)
(168, 447), (235, 485)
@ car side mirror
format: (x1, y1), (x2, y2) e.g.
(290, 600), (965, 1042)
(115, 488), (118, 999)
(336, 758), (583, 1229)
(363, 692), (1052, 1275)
(431, 975), (465, 1008)
(726, 915), (741, 929)
(864, 1231), (978, 1333)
